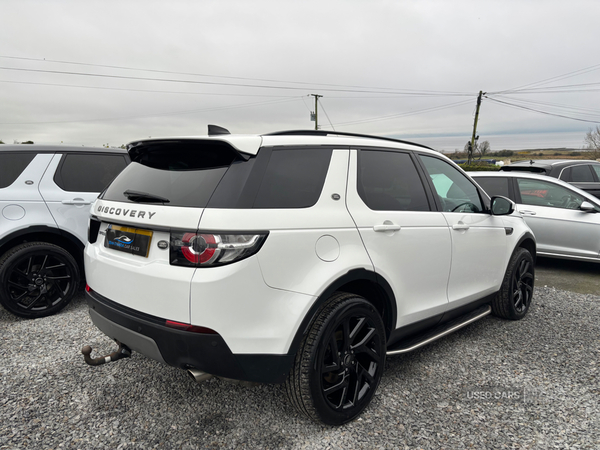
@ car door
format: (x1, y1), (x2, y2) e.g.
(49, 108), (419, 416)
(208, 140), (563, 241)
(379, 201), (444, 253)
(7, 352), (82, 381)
(417, 155), (509, 306)
(514, 177), (600, 259)
(39, 152), (128, 244)
(346, 148), (452, 328)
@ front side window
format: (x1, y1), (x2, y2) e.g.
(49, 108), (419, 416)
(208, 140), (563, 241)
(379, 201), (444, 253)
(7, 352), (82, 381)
(592, 165), (600, 179)
(517, 178), (584, 210)
(419, 155), (484, 213)
(0, 153), (36, 189)
(357, 150), (430, 211)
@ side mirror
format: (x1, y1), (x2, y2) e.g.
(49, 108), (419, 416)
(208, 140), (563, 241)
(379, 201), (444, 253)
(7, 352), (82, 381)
(580, 201), (597, 213)
(490, 195), (515, 216)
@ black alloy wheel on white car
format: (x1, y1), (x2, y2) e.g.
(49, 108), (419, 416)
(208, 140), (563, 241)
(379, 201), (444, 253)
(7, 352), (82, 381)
(0, 242), (80, 319)
(492, 247), (535, 320)
(286, 293), (386, 425)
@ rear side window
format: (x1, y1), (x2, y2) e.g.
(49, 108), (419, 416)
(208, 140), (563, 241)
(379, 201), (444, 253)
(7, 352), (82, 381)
(0, 153), (36, 188)
(474, 176), (511, 199)
(357, 150), (430, 211)
(55, 153), (128, 192)
(562, 165), (595, 182)
(253, 148), (332, 208)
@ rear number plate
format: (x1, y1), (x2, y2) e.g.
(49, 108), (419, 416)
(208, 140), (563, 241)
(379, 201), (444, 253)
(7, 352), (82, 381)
(104, 225), (153, 257)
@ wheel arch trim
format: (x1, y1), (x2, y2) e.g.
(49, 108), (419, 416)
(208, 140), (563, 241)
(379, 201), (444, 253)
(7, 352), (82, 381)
(287, 268), (397, 357)
(0, 225), (84, 260)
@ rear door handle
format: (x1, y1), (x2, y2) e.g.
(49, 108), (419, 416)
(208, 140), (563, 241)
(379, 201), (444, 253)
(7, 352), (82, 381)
(373, 221), (401, 232)
(62, 199), (91, 206)
(519, 210), (537, 216)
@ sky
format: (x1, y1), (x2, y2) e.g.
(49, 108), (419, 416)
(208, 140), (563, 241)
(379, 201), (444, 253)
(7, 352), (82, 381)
(1, 0), (599, 153)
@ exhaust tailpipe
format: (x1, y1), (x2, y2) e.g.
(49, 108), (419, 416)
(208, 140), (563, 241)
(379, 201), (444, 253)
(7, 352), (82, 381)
(187, 368), (213, 383)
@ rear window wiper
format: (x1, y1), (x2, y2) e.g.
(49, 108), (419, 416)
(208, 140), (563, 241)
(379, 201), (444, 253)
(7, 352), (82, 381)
(123, 189), (170, 203)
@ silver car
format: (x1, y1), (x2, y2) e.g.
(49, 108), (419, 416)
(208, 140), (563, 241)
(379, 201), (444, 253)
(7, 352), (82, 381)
(470, 171), (600, 263)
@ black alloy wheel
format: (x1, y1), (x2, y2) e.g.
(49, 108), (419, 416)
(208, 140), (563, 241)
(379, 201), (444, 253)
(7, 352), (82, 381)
(0, 242), (80, 318)
(492, 247), (534, 320)
(286, 293), (386, 425)
(511, 256), (534, 314)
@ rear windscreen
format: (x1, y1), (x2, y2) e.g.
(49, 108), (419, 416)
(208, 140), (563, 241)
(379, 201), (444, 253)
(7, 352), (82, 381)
(101, 141), (240, 208)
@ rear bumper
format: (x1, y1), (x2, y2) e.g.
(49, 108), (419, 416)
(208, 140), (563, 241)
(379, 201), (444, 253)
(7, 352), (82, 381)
(86, 288), (294, 384)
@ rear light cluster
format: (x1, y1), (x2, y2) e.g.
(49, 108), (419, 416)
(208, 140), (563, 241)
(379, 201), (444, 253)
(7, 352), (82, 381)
(170, 231), (268, 267)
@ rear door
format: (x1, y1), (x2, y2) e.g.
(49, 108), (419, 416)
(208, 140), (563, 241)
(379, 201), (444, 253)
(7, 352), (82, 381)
(346, 148), (452, 328)
(0, 152), (57, 237)
(39, 152), (128, 244)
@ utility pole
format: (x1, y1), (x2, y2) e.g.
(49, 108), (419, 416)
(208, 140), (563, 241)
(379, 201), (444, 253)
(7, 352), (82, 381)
(310, 94), (322, 130)
(468, 90), (484, 164)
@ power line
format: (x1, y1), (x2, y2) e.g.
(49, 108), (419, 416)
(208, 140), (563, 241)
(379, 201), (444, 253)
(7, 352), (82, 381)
(0, 97), (301, 125)
(0, 79), (298, 98)
(485, 97), (600, 124)
(492, 62), (600, 95)
(330, 99), (473, 127)
(0, 65), (473, 97)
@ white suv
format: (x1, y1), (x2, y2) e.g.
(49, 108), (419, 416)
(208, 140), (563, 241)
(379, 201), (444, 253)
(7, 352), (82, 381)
(0, 145), (129, 318)
(84, 128), (535, 425)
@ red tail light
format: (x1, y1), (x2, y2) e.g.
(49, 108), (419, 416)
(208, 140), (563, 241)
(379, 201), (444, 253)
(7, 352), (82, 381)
(170, 231), (267, 267)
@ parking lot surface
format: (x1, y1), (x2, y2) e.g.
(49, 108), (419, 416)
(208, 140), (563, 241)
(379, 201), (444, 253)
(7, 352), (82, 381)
(1, 284), (599, 449)
(536, 257), (600, 295)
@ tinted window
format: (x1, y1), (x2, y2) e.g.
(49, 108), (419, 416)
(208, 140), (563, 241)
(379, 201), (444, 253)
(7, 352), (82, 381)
(419, 155), (483, 213)
(103, 162), (229, 208)
(568, 165), (594, 182)
(474, 177), (511, 199)
(593, 165), (600, 179)
(517, 178), (584, 210)
(0, 153), (36, 189)
(252, 148), (332, 208)
(102, 141), (240, 208)
(55, 153), (128, 192)
(357, 150), (429, 211)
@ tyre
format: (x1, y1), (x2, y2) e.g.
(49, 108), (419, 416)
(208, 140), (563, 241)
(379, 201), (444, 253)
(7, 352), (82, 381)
(0, 242), (80, 319)
(492, 247), (534, 320)
(285, 292), (386, 425)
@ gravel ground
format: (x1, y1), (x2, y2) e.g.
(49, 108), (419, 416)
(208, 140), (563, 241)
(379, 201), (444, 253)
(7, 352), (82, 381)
(1, 286), (598, 450)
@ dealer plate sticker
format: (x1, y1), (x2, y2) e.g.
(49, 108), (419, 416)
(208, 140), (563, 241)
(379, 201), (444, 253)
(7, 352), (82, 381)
(104, 225), (153, 257)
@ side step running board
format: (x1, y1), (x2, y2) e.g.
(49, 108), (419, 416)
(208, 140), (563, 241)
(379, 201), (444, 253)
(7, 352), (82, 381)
(386, 305), (491, 356)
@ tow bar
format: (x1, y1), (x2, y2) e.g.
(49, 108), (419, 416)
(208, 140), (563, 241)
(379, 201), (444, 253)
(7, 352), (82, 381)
(81, 341), (132, 366)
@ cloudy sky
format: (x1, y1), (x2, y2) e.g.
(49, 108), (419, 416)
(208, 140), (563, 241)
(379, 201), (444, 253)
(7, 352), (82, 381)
(1, 0), (599, 152)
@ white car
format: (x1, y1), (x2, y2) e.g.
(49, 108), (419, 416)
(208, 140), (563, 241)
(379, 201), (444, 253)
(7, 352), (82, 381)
(471, 171), (600, 262)
(84, 127), (535, 425)
(0, 145), (129, 318)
